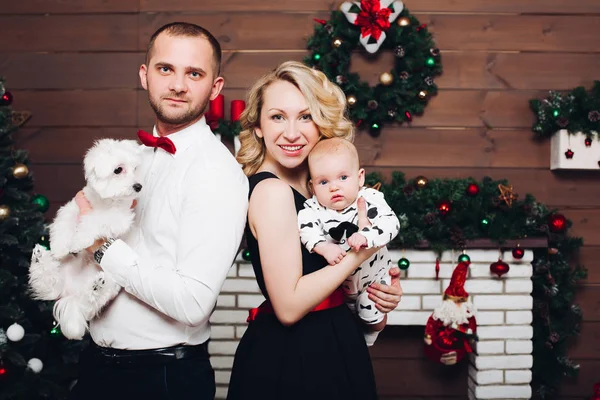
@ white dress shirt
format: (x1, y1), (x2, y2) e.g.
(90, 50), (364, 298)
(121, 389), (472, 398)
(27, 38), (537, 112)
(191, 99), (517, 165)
(90, 117), (248, 350)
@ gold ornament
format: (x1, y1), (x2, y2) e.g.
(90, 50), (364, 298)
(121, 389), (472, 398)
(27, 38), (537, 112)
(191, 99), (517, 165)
(418, 90), (428, 100)
(497, 184), (518, 207)
(397, 17), (411, 27)
(0, 205), (10, 220)
(12, 163), (29, 179)
(347, 95), (357, 106)
(415, 175), (429, 189)
(332, 38), (343, 48)
(379, 72), (393, 86)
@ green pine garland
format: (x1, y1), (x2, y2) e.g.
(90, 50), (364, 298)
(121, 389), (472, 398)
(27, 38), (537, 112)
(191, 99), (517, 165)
(530, 80), (600, 139)
(305, 4), (442, 136)
(365, 171), (586, 399)
(212, 120), (241, 140)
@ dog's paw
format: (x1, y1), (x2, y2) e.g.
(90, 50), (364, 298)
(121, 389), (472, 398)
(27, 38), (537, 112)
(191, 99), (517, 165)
(92, 273), (106, 291)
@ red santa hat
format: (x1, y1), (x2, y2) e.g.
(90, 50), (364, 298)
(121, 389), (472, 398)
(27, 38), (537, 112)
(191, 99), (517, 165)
(444, 261), (470, 300)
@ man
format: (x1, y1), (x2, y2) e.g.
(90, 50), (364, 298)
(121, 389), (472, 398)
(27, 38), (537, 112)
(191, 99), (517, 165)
(68, 22), (248, 400)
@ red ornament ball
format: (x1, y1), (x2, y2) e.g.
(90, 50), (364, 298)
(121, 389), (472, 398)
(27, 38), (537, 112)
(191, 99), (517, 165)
(512, 248), (525, 259)
(490, 259), (510, 277)
(437, 200), (451, 216)
(466, 183), (480, 196)
(548, 213), (567, 233)
(0, 91), (13, 106)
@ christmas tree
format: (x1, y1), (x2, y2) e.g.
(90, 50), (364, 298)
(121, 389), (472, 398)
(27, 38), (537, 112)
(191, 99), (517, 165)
(0, 79), (79, 399)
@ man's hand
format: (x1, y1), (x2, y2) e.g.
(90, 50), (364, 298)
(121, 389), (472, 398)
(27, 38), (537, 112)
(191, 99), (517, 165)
(75, 190), (137, 218)
(367, 267), (402, 313)
(347, 232), (367, 252)
(314, 242), (346, 265)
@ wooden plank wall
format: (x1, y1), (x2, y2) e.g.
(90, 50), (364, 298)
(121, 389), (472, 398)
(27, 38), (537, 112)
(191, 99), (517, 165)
(3, 0), (600, 397)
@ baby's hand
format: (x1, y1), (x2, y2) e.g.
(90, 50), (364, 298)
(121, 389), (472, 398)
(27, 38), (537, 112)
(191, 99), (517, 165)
(347, 232), (368, 252)
(314, 242), (346, 265)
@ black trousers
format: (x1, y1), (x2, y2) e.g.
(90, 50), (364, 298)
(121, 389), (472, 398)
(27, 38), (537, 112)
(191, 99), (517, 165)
(68, 342), (215, 400)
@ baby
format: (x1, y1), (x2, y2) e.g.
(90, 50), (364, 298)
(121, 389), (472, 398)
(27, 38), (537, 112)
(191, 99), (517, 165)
(298, 138), (400, 346)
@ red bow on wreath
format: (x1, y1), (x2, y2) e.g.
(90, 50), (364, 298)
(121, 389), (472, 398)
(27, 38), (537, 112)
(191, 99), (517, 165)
(355, 0), (391, 40)
(341, 0), (403, 53)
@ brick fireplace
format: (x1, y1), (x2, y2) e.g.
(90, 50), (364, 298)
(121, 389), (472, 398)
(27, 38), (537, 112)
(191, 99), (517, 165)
(210, 244), (538, 399)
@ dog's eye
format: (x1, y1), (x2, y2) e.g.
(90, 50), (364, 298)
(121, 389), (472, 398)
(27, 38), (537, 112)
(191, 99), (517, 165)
(113, 167), (123, 174)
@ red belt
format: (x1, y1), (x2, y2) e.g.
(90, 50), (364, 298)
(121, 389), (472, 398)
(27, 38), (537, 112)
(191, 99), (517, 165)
(247, 288), (345, 322)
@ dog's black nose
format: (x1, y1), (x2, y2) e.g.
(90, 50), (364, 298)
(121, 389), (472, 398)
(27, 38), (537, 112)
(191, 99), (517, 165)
(133, 183), (142, 192)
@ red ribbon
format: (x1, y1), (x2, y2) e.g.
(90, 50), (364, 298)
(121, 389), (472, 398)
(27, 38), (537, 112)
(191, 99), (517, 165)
(354, 0), (392, 41)
(137, 130), (176, 154)
(247, 288), (345, 322)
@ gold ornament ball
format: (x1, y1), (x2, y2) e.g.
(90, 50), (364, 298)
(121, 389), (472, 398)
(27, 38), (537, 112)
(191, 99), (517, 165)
(415, 175), (429, 189)
(347, 95), (357, 107)
(0, 205), (10, 220)
(332, 38), (343, 48)
(397, 17), (410, 27)
(13, 163), (29, 179)
(418, 90), (428, 100)
(379, 72), (394, 86)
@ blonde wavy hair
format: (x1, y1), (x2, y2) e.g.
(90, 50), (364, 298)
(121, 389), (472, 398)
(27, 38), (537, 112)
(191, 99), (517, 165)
(236, 61), (355, 176)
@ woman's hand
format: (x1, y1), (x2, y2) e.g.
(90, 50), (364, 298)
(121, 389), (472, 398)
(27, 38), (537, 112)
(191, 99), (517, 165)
(367, 267), (402, 313)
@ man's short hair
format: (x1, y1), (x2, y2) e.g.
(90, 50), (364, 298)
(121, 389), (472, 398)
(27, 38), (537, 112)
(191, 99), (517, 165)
(146, 22), (222, 77)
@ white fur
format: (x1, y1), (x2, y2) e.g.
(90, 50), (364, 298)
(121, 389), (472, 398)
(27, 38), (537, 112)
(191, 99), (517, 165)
(432, 299), (475, 326)
(29, 138), (142, 340)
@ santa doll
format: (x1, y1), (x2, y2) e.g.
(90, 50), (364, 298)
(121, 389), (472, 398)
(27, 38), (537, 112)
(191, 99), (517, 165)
(592, 382), (600, 400)
(424, 261), (478, 365)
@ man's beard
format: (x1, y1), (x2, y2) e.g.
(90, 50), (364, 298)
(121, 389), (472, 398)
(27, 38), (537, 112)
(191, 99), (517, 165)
(148, 92), (209, 126)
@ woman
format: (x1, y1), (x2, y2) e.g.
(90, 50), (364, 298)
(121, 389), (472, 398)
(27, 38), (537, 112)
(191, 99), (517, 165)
(227, 61), (403, 400)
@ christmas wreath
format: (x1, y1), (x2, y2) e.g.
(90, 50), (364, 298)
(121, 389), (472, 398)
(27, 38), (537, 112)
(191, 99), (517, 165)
(305, 0), (443, 137)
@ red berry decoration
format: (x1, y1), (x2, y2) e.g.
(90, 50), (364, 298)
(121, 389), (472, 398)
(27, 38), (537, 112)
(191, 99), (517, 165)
(0, 91), (12, 106)
(437, 200), (451, 216)
(490, 259), (510, 277)
(548, 213), (567, 233)
(512, 247), (525, 259)
(466, 183), (480, 196)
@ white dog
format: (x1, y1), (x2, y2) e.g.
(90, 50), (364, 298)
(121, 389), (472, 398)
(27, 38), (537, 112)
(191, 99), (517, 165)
(29, 138), (142, 340)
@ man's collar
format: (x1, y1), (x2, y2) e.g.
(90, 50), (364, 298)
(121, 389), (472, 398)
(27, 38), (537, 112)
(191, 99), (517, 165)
(152, 116), (210, 157)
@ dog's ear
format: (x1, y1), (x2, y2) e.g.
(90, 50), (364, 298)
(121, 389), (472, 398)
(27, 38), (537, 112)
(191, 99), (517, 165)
(84, 139), (115, 180)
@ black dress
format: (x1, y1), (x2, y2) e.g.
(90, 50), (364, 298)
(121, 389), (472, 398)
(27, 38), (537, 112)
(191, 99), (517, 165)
(227, 172), (378, 400)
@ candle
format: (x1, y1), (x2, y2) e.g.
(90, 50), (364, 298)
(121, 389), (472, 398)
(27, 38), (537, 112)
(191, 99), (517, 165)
(231, 100), (246, 122)
(208, 94), (225, 121)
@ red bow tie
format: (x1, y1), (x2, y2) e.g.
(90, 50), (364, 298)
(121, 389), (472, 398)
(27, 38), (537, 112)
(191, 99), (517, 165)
(137, 130), (177, 154)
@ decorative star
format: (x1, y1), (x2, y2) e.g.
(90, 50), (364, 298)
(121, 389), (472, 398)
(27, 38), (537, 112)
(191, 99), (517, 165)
(564, 149), (574, 159)
(497, 184), (518, 207)
(11, 111), (32, 128)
